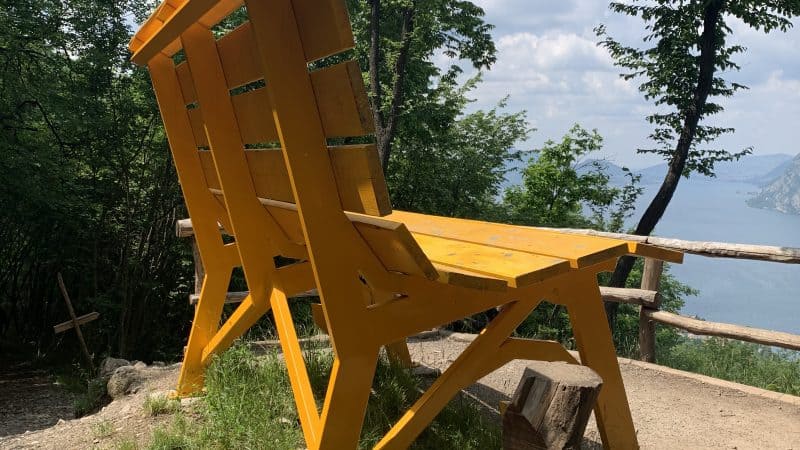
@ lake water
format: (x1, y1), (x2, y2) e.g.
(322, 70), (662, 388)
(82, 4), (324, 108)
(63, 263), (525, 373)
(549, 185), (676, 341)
(632, 179), (800, 335)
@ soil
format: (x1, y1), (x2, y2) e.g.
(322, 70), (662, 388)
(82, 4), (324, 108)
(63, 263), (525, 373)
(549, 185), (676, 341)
(2, 333), (799, 449)
(0, 365), (181, 450)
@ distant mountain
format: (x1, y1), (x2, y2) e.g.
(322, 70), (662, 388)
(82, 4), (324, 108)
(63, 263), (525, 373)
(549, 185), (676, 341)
(501, 153), (795, 192)
(637, 153), (794, 184)
(501, 157), (631, 190)
(576, 159), (631, 184)
(747, 154), (800, 214)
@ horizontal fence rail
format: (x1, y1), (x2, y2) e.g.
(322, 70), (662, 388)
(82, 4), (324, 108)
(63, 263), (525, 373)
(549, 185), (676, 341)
(176, 218), (800, 360)
(542, 227), (800, 264)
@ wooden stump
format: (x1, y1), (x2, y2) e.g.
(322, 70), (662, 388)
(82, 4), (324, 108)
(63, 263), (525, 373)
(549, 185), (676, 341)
(503, 361), (603, 450)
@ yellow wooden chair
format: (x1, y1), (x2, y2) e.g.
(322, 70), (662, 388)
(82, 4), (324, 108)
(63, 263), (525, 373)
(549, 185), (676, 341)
(130, 1), (681, 448)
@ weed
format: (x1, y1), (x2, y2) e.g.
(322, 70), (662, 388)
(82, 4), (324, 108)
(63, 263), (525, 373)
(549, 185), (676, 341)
(74, 378), (109, 417)
(92, 420), (115, 438)
(143, 394), (180, 416)
(114, 437), (139, 450)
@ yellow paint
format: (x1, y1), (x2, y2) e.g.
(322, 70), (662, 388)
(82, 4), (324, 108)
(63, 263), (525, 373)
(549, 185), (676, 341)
(133, 0), (685, 447)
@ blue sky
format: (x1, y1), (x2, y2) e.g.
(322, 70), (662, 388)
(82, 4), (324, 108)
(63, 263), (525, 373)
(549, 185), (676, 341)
(441, 0), (800, 168)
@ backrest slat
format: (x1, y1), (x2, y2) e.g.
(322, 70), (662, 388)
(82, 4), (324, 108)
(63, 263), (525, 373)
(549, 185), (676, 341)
(180, 60), (373, 145)
(199, 145), (391, 216)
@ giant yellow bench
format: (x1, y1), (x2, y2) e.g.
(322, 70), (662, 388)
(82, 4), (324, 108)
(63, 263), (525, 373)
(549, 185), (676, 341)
(130, 1), (682, 448)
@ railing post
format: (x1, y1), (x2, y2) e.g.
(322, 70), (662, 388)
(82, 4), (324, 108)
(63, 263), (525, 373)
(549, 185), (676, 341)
(191, 236), (205, 297)
(639, 258), (663, 362)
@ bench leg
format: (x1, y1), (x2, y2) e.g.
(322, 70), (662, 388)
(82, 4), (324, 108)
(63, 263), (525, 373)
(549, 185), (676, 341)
(385, 339), (412, 367)
(316, 349), (379, 449)
(176, 266), (232, 396)
(563, 274), (638, 450)
(375, 295), (543, 449)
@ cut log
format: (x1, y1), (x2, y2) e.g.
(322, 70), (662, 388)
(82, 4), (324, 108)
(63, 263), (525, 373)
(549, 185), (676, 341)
(503, 361), (602, 450)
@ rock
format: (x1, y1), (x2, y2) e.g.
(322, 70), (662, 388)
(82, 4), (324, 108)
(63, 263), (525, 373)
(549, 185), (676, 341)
(180, 396), (201, 408)
(133, 361), (147, 370)
(107, 366), (141, 399)
(152, 361), (165, 367)
(99, 357), (131, 379)
(56, 419), (66, 426)
(411, 365), (441, 378)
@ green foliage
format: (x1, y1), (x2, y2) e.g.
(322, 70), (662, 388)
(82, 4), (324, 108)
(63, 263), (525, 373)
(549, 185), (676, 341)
(596, 0), (800, 177)
(147, 344), (499, 449)
(659, 338), (800, 396)
(0, 0), (191, 360)
(388, 76), (529, 218)
(609, 259), (696, 358)
(502, 124), (641, 230)
(348, 0), (497, 119)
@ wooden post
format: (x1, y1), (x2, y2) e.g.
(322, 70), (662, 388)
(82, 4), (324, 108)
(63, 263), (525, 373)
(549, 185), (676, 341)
(638, 258), (663, 363)
(502, 361), (602, 450)
(191, 237), (205, 297)
(56, 272), (95, 372)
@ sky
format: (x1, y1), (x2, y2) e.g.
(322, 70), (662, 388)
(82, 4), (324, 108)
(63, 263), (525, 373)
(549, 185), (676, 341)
(438, 0), (800, 169)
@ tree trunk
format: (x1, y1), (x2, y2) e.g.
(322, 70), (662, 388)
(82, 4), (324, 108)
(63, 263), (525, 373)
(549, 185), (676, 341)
(605, 0), (725, 327)
(367, 0), (415, 172)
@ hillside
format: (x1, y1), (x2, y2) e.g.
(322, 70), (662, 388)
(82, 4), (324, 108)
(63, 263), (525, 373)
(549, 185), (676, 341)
(748, 153), (800, 214)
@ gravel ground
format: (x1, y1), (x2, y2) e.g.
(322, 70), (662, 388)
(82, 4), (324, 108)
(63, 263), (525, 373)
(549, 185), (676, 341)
(408, 332), (800, 449)
(3, 333), (799, 449)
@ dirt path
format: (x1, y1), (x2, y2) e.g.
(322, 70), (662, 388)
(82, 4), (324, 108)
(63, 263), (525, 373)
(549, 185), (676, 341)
(0, 363), (77, 438)
(407, 333), (800, 449)
(0, 365), (180, 450)
(3, 335), (799, 449)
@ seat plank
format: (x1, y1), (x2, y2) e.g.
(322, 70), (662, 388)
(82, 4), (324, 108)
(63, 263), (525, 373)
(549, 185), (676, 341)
(211, 191), (569, 289)
(411, 233), (571, 288)
(388, 210), (628, 269)
(199, 145), (391, 216)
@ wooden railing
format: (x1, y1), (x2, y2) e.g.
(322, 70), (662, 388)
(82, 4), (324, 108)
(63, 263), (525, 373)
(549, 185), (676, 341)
(176, 219), (800, 361)
(557, 228), (800, 360)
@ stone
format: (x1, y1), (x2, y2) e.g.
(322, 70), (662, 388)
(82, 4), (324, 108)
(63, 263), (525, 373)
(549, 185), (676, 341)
(99, 357), (130, 379)
(133, 361), (147, 370)
(107, 366), (141, 399)
(180, 396), (201, 408)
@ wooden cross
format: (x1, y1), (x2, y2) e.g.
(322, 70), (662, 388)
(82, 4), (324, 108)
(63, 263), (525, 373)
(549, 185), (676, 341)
(53, 272), (98, 371)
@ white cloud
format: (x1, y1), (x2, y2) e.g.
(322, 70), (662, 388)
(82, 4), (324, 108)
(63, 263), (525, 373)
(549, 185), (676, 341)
(447, 2), (800, 167)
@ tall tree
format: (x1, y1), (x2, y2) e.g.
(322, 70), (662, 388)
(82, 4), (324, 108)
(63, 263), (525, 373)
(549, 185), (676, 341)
(0, 0), (191, 360)
(387, 76), (529, 218)
(596, 0), (800, 325)
(349, 0), (497, 170)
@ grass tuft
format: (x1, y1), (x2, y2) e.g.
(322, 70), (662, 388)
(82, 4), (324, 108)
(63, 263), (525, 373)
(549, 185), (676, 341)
(92, 420), (115, 438)
(147, 343), (499, 449)
(143, 394), (180, 417)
